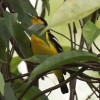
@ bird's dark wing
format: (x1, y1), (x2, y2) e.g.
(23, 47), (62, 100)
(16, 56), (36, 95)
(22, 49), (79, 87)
(47, 30), (63, 53)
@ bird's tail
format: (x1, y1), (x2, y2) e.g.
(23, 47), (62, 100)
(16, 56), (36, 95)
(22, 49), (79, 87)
(58, 78), (69, 94)
(53, 70), (68, 94)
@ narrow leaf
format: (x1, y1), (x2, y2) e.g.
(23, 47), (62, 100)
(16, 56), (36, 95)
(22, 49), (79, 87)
(4, 12), (33, 57)
(28, 50), (99, 81)
(42, 0), (100, 33)
(0, 18), (11, 48)
(27, 24), (47, 45)
(24, 55), (50, 63)
(42, 0), (50, 15)
(10, 56), (21, 73)
(8, 0), (37, 27)
(83, 21), (100, 48)
(18, 0), (37, 15)
(27, 24), (45, 37)
(3, 11), (18, 36)
(3, 83), (17, 100)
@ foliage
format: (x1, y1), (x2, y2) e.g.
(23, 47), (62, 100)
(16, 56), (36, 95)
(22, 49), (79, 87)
(0, 0), (100, 100)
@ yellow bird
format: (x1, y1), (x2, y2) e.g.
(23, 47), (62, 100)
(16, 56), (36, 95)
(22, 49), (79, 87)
(28, 13), (68, 94)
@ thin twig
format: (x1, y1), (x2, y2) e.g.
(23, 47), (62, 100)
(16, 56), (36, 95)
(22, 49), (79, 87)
(35, 0), (39, 9)
(77, 77), (99, 83)
(44, 91), (51, 100)
(10, 37), (25, 58)
(5, 72), (30, 82)
(50, 29), (87, 50)
(0, 0), (4, 16)
(73, 22), (77, 50)
(69, 78), (76, 100)
(93, 42), (100, 52)
(17, 72), (47, 100)
(90, 11), (98, 23)
(9, 46), (14, 64)
(79, 19), (89, 50)
(91, 85), (98, 97)
(68, 23), (73, 50)
(1, 63), (10, 80)
(74, 62), (100, 70)
(15, 62), (100, 100)
(86, 92), (94, 100)
(80, 73), (100, 82)
(86, 84), (99, 100)
(30, 67), (87, 100)
(75, 90), (78, 100)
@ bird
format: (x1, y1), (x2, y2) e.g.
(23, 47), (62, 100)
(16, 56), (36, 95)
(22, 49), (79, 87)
(27, 13), (68, 94)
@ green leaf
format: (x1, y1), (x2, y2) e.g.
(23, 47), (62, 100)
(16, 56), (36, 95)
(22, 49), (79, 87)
(24, 55), (50, 63)
(10, 56), (21, 73)
(27, 24), (45, 36)
(4, 12), (33, 57)
(42, 0), (100, 33)
(3, 83), (17, 100)
(13, 23), (33, 57)
(28, 50), (99, 81)
(42, 0), (50, 15)
(8, 0), (37, 27)
(83, 21), (100, 49)
(27, 24), (48, 45)
(8, 0), (23, 20)
(0, 18), (11, 48)
(0, 72), (5, 95)
(16, 83), (48, 100)
(3, 11), (18, 36)
(18, 0), (37, 15)
(18, 0), (37, 27)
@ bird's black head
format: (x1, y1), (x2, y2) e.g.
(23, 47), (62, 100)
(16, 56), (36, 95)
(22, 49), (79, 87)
(27, 13), (48, 26)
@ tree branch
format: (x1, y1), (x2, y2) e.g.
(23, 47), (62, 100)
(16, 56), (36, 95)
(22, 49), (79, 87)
(30, 67), (87, 100)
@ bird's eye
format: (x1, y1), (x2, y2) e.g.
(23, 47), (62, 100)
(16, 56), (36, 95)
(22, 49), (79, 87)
(37, 17), (39, 19)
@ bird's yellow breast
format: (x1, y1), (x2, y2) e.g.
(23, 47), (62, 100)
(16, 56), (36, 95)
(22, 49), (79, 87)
(31, 33), (58, 55)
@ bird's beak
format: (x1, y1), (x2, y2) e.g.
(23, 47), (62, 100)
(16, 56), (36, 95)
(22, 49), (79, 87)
(27, 13), (34, 19)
